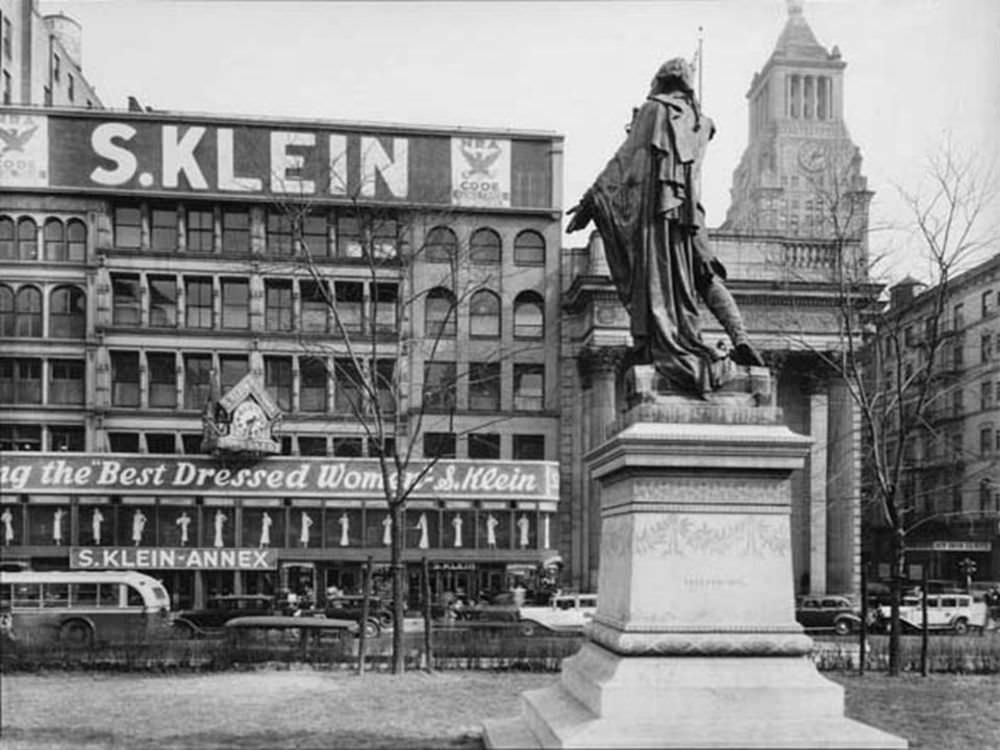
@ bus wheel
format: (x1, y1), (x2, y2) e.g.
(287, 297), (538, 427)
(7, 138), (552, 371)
(60, 620), (93, 647)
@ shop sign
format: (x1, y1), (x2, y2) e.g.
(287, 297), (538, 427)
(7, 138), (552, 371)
(70, 547), (278, 570)
(0, 111), (554, 210)
(0, 453), (560, 501)
(926, 541), (992, 552)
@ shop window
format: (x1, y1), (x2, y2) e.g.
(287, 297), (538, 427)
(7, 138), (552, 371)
(266, 211), (294, 255)
(241, 507), (281, 551)
(0, 423), (41, 451)
(17, 217), (38, 259)
(469, 362), (500, 411)
(425, 287), (456, 338)
(513, 230), (545, 265)
(423, 361), (456, 410)
(298, 436), (327, 456)
(183, 354), (212, 410)
(50, 286), (85, 338)
(114, 206), (142, 249)
(219, 355), (248, 392)
(513, 434), (545, 460)
(334, 358), (361, 414)
(423, 431), (456, 459)
(185, 277), (213, 328)
(0, 217), (13, 258)
(302, 213), (329, 257)
(112, 274), (141, 326)
(334, 281), (363, 334)
(265, 356), (292, 411)
(0, 358), (41, 403)
(151, 207), (177, 251)
(300, 357), (328, 412)
(332, 437), (363, 457)
(186, 208), (214, 253)
(469, 290), (500, 338)
(424, 226), (457, 263)
(49, 359), (85, 405)
(468, 433), (500, 459)
(147, 352), (177, 408)
(221, 278), (249, 329)
(265, 279), (293, 331)
(0, 284), (11, 335)
(513, 363), (544, 411)
(300, 280), (328, 333)
(372, 283), (397, 333)
(111, 351), (140, 407)
(470, 228), (501, 264)
(50, 426), (84, 452)
(14, 286), (42, 337)
(108, 432), (140, 452)
(148, 276), (177, 327)
(406, 508), (439, 550)
(65, 219), (87, 259)
(43, 219), (64, 260)
(222, 210), (249, 254)
(513, 291), (544, 338)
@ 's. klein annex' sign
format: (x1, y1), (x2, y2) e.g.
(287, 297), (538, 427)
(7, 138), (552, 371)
(70, 547), (278, 571)
(0, 453), (560, 501)
(0, 111), (555, 210)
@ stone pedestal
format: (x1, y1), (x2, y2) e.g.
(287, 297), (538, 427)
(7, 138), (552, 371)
(483, 401), (906, 749)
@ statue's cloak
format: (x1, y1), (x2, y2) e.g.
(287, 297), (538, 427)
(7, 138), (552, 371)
(585, 92), (726, 394)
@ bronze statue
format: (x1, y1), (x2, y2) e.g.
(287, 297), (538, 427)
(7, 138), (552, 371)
(568, 58), (764, 396)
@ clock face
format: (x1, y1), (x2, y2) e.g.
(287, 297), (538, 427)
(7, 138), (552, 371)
(231, 400), (267, 439)
(797, 142), (828, 173)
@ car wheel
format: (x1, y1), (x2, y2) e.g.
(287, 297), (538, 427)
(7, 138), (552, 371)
(520, 621), (537, 637)
(60, 619), (93, 647)
(953, 618), (969, 635)
(172, 621), (197, 639)
(834, 619), (852, 636)
(362, 620), (380, 639)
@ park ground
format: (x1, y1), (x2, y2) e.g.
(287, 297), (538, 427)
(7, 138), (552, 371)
(1, 668), (998, 749)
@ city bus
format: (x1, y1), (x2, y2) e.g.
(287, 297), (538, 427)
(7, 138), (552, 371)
(0, 570), (172, 645)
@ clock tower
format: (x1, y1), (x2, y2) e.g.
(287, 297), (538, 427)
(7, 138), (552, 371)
(721, 0), (871, 241)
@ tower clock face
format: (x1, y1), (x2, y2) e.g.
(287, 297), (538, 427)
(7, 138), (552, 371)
(797, 142), (828, 173)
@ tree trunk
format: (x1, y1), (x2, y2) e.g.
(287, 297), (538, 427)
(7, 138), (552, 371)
(390, 502), (406, 674)
(888, 528), (906, 676)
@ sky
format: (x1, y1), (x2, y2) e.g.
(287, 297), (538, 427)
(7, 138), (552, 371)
(41, 0), (1000, 282)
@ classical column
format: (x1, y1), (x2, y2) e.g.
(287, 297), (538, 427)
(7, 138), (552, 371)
(808, 380), (829, 594)
(827, 376), (862, 595)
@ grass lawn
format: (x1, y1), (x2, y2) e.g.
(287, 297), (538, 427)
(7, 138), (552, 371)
(1, 667), (997, 749)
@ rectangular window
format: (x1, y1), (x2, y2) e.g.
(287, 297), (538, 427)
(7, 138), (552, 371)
(953, 387), (964, 413)
(302, 214), (328, 257)
(469, 362), (501, 411)
(151, 208), (177, 251)
(110, 351), (140, 407)
(186, 209), (213, 253)
(982, 334), (993, 363)
(181, 434), (203, 454)
(3, 18), (12, 61)
(334, 358), (361, 414)
(266, 212), (294, 255)
(221, 279), (249, 329)
(50, 425), (84, 452)
(148, 276), (177, 327)
(114, 206), (142, 249)
(264, 356), (292, 411)
(222, 210), (249, 254)
(334, 281), (363, 334)
(983, 291), (992, 318)
(0, 423), (41, 451)
(299, 436), (327, 456)
(49, 359), (84, 405)
(146, 433), (176, 454)
(109, 432), (140, 453)
(0, 358), (41, 404)
(112, 274), (141, 326)
(336, 216), (363, 258)
(468, 433), (500, 459)
(374, 358), (395, 414)
(423, 432), (456, 459)
(53, 53), (60, 81)
(183, 354), (212, 410)
(185, 277), (213, 328)
(981, 427), (992, 456)
(300, 280), (328, 332)
(3, 71), (11, 105)
(423, 361), (456, 410)
(265, 280), (293, 331)
(371, 218), (398, 260)
(513, 434), (546, 460)
(372, 283), (398, 333)
(982, 381), (992, 411)
(147, 352), (177, 408)
(514, 363), (545, 411)
(300, 357), (328, 412)
(953, 303), (965, 330)
(67, 73), (74, 102)
(219, 355), (248, 393)
(333, 437), (363, 457)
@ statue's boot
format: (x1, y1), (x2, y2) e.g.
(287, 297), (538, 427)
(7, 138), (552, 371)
(702, 278), (766, 367)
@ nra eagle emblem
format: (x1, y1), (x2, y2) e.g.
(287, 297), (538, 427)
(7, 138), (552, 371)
(0, 124), (39, 156)
(460, 139), (503, 178)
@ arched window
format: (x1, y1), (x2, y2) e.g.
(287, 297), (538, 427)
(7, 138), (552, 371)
(514, 291), (544, 338)
(14, 286), (42, 337)
(514, 230), (545, 265)
(469, 289), (500, 338)
(17, 218), (38, 260)
(0, 284), (13, 336)
(50, 286), (86, 338)
(425, 226), (457, 263)
(44, 219), (65, 261)
(66, 219), (87, 261)
(0, 217), (13, 259)
(425, 287), (456, 338)
(470, 228), (501, 264)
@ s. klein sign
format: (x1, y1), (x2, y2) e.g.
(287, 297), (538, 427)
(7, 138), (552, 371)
(0, 453), (560, 501)
(70, 547), (278, 570)
(0, 110), (555, 210)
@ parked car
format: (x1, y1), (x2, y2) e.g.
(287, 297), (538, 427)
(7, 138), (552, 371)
(172, 594), (277, 637)
(877, 593), (987, 634)
(795, 595), (864, 635)
(517, 592), (597, 636)
(323, 595), (391, 638)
